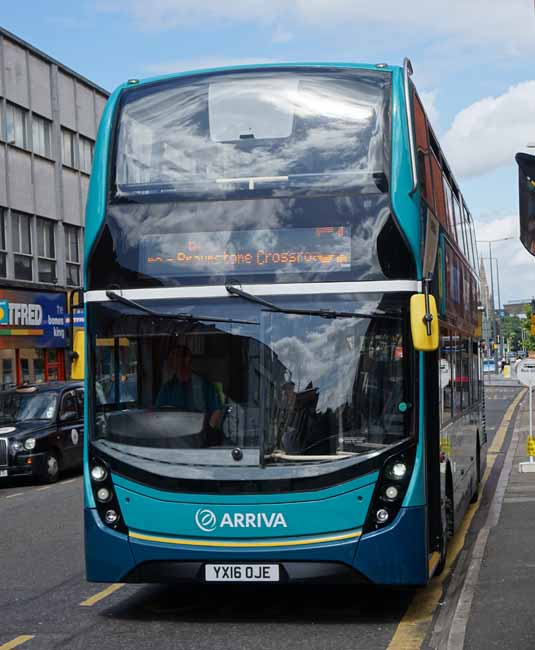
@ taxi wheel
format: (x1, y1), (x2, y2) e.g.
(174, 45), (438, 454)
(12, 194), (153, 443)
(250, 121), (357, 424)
(41, 451), (60, 484)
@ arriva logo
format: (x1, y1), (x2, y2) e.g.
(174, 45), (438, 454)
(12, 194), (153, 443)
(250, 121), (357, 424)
(194, 508), (287, 532)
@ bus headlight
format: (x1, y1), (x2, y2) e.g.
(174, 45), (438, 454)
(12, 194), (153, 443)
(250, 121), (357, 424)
(91, 465), (108, 482)
(104, 510), (119, 524)
(387, 462), (407, 480)
(363, 449), (415, 534)
(376, 508), (390, 524)
(90, 456), (127, 534)
(384, 485), (400, 500)
(24, 438), (36, 451)
(96, 487), (111, 503)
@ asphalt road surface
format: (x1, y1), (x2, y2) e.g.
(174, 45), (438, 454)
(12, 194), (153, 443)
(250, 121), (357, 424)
(0, 382), (522, 650)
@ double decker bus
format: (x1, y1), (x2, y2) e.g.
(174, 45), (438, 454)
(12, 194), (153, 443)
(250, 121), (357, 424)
(82, 60), (484, 586)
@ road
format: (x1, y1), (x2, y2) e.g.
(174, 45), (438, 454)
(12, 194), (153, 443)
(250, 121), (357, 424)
(0, 382), (523, 650)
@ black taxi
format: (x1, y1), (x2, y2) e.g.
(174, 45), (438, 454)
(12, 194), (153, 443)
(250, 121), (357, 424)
(0, 381), (84, 483)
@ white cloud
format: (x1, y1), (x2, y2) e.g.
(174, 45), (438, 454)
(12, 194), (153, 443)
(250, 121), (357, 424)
(442, 81), (535, 179)
(100, 0), (535, 53)
(474, 215), (535, 304)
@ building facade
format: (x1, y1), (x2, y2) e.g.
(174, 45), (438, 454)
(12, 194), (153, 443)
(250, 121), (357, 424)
(0, 27), (108, 387)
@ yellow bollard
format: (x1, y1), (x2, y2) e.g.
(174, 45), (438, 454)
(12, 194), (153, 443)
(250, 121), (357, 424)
(503, 365), (511, 378)
(527, 435), (535, 458)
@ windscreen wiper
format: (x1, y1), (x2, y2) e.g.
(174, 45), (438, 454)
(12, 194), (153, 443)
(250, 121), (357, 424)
(106, 290), (258, 325)
(225, 284), (401, 320)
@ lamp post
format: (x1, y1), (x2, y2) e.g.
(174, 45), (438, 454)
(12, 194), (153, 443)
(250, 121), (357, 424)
(477, 237), (515, 372)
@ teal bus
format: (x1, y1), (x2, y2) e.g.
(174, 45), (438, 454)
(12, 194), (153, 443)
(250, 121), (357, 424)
(83, 59), (484, 585)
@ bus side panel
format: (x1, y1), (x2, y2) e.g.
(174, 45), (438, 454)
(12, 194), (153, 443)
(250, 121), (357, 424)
(85, 508), (136, 582)
(354, 506), (427, 585)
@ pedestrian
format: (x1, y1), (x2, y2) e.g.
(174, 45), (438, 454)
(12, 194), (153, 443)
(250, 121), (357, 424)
(514, 356), (522, 376)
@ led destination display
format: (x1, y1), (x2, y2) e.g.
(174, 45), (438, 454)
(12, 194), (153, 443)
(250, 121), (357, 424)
(139, 226), (352, 277)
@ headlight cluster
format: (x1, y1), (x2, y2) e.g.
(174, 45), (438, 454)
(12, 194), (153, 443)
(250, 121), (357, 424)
(89, 458), (127, 534)
(363, 449), (414, 533)
(11, 438), (36, 452)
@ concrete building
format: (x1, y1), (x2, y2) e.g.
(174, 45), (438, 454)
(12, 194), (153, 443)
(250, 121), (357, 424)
(503, 300), (534, 319)
(0, 27), (109, 386)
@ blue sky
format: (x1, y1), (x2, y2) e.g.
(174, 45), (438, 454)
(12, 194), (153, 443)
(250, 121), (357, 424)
(4, 1), (535, 303)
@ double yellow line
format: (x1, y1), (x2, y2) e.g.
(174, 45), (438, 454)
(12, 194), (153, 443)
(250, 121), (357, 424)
(386, 387), (526, 650)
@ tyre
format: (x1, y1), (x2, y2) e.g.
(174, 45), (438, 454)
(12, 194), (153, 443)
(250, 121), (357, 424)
(434, 494), (452, 577)
(40, 451), (60, 484)
(470, 442), (481, 504)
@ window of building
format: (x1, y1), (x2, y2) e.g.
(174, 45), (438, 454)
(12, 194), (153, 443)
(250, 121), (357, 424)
(36, 217), (56, 283)
(6, 103), (28, 149)
(65, 224), (81, 286)
(12, 212), (33, 281)
(62, 128), (76, 168)
(0, 209), (7, 278)
(79, 137), (94, 174)
(32, 114), (52, 158)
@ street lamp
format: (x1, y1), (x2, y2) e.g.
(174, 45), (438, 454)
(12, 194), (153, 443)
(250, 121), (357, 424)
(477, 236), (515, 371)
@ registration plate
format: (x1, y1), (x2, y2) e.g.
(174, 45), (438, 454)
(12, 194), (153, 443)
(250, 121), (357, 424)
(205, 564), (280, 582)
(0, 470), (7, 478)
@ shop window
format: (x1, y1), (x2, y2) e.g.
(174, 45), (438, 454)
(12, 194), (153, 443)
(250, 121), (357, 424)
(65, 224), (81, 286)
(37, 217), (56, 284)
(19, 349), (45, 385)
(0, 208), (6, 278)
(12, 212), (33, 281)
(80, 137), (94, 174)
(32, 114), (52, 158)
(6, 103), (28, 149)
(62, 128), (76, 168)
(0, 350), (16, 390)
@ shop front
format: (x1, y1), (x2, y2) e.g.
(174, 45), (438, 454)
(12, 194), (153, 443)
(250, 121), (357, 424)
(0, 289), (67, 389)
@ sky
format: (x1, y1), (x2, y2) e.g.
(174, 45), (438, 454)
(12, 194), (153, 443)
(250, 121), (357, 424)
(4, 0), (535, 305)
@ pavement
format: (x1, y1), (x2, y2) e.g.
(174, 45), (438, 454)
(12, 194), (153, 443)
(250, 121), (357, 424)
(463, 384), (535, 650)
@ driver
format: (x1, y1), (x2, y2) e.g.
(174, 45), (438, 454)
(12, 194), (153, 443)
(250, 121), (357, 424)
(156, 344), (223, 431)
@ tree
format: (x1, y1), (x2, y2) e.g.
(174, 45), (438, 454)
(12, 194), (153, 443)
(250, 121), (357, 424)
(501, 314), (524, 350)
(522, 306), (535, 352)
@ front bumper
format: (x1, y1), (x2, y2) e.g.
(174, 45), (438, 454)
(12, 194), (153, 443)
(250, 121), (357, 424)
(0, 452), (47, 478)
(85, 506), (428, 586)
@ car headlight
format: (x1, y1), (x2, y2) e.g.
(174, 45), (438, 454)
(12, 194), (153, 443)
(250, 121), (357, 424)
(24, 437), (36, 451)
(11, 440), (23, 452)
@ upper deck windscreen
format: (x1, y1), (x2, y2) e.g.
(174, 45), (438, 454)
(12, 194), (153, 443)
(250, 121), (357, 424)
(113, 68), (391, 199)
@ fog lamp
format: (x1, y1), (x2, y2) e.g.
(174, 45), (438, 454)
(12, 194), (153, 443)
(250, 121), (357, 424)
(91, 465), (107, 482)
(376, 508), (390, 524)
(96, 487), (111, 503)
(104, 510), (119, 524)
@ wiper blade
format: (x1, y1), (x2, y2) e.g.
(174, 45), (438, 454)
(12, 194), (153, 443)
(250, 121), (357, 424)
(106, 290), (258, 325)
(225, 285), (401, 320)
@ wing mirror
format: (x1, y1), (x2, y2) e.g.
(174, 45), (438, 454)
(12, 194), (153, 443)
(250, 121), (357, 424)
(410, 293), (439, 352)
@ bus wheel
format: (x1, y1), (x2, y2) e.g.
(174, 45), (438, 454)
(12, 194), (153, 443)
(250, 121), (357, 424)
(470, 441), (481, 504)
(434, 494), (452, 577)
(41, 451), (60, 484)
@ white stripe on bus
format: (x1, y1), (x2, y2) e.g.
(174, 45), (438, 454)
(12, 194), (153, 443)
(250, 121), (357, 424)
(85, 280), (421, 303)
